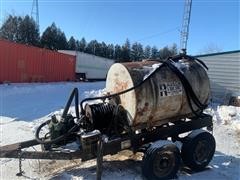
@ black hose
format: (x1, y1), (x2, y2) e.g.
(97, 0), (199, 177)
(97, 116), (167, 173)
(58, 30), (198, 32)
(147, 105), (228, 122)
(163, 59), (207, 116)
(35, 119), (80, 144)
(170, 54), (208, 70)
(166, 59), (206, 109)
(62, 88), (80, 119)
(167, 55), (208, 113)
(35, 88), (80, 144)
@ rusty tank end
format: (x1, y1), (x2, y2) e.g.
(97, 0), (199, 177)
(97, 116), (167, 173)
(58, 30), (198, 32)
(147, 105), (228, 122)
(106, 59), (210, 130)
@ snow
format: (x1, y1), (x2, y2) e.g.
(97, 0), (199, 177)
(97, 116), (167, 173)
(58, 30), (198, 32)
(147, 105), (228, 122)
(0, 82), (105, 121)
(143, 63), (162, 80)
(1, 82), (240, 180)
(142, 60), (190, 81)
(205, 104), (240, 133)
(173, 59), (190, 74)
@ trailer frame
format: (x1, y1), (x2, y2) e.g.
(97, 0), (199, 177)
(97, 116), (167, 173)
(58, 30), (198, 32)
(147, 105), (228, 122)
(0, 113), (212, 160)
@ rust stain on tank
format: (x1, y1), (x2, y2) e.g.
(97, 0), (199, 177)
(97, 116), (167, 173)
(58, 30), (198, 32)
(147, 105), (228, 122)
(123, 61), (156, 69)
(137, 108), (144, 116)
(136, 102), (150, 117)
(148, 115), (153, 127)
(113, 80), (129, 93)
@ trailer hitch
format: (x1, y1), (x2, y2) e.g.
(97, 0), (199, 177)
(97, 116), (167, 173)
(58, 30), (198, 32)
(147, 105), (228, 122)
(16, 147), (24, 176)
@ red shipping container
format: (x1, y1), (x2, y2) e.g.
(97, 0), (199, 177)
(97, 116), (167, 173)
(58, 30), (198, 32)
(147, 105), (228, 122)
(0, 39), (76, 83)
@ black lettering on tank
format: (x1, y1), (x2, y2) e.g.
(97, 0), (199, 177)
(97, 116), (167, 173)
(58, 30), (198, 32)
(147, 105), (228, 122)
(159, 81), (182, 97)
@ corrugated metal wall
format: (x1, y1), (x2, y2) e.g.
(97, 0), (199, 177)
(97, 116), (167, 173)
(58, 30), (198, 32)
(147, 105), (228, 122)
(0, 40), (76, 83)
(196, 51), (240, 100)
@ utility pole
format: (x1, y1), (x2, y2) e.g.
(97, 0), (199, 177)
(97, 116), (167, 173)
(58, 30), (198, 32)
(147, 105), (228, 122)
(180, 0), (192, 54)
(31, 0), (39, 29)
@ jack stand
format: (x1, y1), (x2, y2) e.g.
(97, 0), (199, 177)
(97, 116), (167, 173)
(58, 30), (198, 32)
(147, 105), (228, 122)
(96, 136), (104, 180)
(16, 149), (24, 176)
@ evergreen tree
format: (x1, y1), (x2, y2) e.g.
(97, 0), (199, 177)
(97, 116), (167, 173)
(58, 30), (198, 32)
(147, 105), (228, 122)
(138, 43), (144, 60)
(107, 44), (115, 59)
(144, 45), (151, 59)
(114, 44), (122, 60)
(131, 42), (144, 61)
(159, 46), (169, 60)
(100, 42), (108, 57)
(159, 44), (177, 60)
(76, 40), (80, 51)
(68, 36), (76, 50)
(78, 37), (87, 52)
(57, 31), (68, 50)
(121, 38), (131, 62)
(94, 41), (102, 56)
(85, 40), (99, 55)
(18, 15), (40, 46)
(41, 23), (58, 49)
(151, 46), (159, 59)
(0, 15), (40, 46)
(41, 23), (67, 50)
(0, 15), (21, 42)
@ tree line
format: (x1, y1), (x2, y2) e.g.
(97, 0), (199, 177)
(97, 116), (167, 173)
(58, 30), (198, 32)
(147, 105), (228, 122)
(0, 15), (177, 62)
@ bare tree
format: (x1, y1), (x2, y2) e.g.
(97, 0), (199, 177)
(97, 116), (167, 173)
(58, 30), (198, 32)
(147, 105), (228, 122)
(198, 43), (223, 54)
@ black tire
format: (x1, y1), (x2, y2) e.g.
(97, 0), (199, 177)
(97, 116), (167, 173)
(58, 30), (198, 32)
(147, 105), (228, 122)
(181, 129), (216, 171)
(142, 140), (181, 180)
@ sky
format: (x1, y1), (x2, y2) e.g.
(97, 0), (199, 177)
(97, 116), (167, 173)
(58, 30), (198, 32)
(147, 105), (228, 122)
(0, 0), (239, 55)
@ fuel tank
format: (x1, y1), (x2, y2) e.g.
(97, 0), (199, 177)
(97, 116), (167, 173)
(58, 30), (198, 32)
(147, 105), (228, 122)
(106, 58), (210, 130)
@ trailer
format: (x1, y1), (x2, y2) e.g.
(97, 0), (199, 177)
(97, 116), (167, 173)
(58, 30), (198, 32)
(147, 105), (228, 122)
(0, 112), (214, 179)
(58, 50), (115, 81)
(0, 40), (76, 83)
(0, 54), (216, 180)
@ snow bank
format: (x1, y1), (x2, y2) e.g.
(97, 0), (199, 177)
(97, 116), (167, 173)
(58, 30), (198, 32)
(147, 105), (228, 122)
(205, 104), (240, 133)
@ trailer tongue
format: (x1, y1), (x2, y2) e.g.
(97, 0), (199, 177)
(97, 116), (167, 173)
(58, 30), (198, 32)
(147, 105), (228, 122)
(0, 54), (216, 180)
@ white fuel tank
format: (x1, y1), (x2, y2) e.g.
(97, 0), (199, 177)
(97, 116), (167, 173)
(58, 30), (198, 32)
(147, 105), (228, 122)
(106, 58), (210, 130)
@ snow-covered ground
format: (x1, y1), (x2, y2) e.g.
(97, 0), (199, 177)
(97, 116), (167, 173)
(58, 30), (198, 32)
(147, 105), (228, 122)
(0, 82), (240, 180)
(0, 82), (105, 121)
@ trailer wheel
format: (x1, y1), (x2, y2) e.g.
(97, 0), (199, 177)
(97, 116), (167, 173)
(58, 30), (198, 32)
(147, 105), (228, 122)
(142, 141), (180, 180)
(181, 130), (216, 171)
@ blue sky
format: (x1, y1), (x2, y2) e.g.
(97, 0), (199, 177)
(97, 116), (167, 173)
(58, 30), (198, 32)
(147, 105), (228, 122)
(0, 0), (239, 55)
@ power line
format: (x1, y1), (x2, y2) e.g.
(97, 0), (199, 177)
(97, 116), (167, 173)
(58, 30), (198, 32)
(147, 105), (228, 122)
(136, 27), (179, 42)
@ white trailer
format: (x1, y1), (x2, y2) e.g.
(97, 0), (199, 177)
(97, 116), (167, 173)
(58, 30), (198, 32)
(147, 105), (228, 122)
(59, 50), (115, 80)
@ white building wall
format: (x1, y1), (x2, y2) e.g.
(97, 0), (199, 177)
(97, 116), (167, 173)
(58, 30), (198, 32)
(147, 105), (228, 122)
(196, 51), (240, 100)
(59, 50), (115, 79)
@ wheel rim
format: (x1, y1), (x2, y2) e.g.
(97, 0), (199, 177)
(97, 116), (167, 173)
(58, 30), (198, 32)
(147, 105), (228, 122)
(193, 139), (212, 165)
(153, 151), (175, 177)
